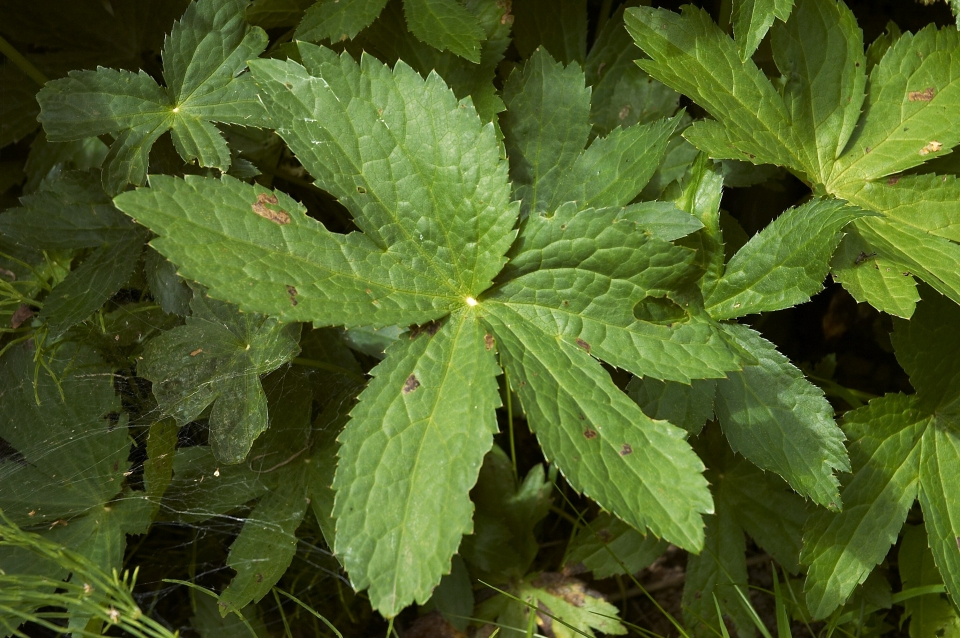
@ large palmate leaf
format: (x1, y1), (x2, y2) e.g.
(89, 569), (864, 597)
(802, 289), (960, 617)
(115, 42), (730, 615)
(627, 0), (960, 314)
(37, 0), (269, 194)
(0, 341), (151, 588)
(139, 289), (300, 464)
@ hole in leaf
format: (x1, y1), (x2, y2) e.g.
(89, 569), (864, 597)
(634, 295), (687, 324)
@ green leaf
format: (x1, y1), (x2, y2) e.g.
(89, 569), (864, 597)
(501, 49), (679, 214)
(828, 25), (960, 189)
(294, 0), (388, 41)
(0, 341), (149, 572)
(843, 175), (960, 244)
(675, 153), (725, 296)
(682, 504), (753, 638)
(250, 43), (517, 295)
(139, 289), (300, 464)
(332, 311), (501, 616)
(428, 554), (474, 631)
(625, 5), (806, 174)
(491, 203), (744, 384)
(501, 49), (592, 215)
(853, 215), (960, 308)
(38, 232), (145, 338)
(479, 573), (626, 638)
(627, 376), (716, 435)
(116, 175), (457, 327)
(511, 0), (587, 64)
(484, 302), (713, 551)
(704, 198), (869, 320)
(403, 0), (485, 63)
(564, 512), (668, 579)
(769, 0), (864, 184)
(0, 171), (135, 250)
(801, 393), (927, 619)
(37, 0), (269, 194)
(218, 367), (315, 609)
(161, 445), (271, 523)
(219, 465), (310, 609)
(460, 445), (553, 581)
(144, 247), (193, 315)
(720, 460), (808, 575)
(732, 0), (794, 61)
(715, 323), (849, 508)
(917, 423), (960, 613)
(899, 523), (960, 638)
(830, 228), (920, 319)
(892, 285), (960, 415)
(348, 0), (512, 123)
(584, 4), (681, 137)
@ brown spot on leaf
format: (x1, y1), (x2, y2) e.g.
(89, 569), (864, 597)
(403, 374), (420, 394)
(190, 348), (203, 357)
(286, 285), (298, 306)
(887, 175), (901, 185)
(10, 304), (34, 329)
(583, 429), (597, 439)
(865, 146), (872, 153)
(575, 338), (591, 353)
(256, 573), (263, 583)
(484, 333), (494, 350)
(252, 192), (291, 224)
(618, 105), (630, 120)
(920, 140), (943, 156)
(620, 443), (633, 456)
(908, 86), (935, 102)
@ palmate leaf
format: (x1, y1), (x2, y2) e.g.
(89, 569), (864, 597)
(0, 341), (151, 586)
(627, 0), (960, 315)
(115, 42), (729, 615)
(802, 289), (960, 617)
(139, 289), (300, 464)
(37, 0), (269, 194)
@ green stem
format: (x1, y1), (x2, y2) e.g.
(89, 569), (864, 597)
(291, 357), (366, 383)
(0, 35), (48, 86)
(504, 367), (518, 482)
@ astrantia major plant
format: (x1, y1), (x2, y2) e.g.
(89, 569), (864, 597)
(2, 0), (960, 634)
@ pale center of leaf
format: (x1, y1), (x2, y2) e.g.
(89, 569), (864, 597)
(466, 297), (478, 307)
